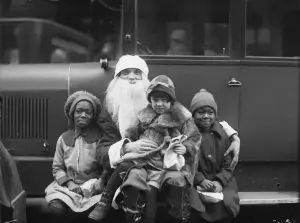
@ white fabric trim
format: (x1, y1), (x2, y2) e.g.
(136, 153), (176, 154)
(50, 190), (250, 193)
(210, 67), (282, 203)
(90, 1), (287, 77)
(111, 187), (121, 210)
(219, 121), (237, 137)
(108, 138), (131, 168)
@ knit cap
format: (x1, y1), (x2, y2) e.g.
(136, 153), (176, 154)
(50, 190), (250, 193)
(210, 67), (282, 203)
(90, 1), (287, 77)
(64, 91), (102, 121)
(190, 89), (218, 114)
(114, 55), (149, 77)
(146, 75), (176, 102)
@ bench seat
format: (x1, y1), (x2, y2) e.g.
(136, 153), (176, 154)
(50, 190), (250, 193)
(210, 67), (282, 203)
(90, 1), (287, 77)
(26, 191), (299, 210)
(23, 192), (299, 223)
(239, 191), (299, 205)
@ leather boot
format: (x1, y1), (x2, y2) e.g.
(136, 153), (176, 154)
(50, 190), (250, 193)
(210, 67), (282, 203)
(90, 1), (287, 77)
(88, 189), (114, 221)
(122, 187), (146, 223)
(143, 186), (158, 223)
(167, 185), (191, 223)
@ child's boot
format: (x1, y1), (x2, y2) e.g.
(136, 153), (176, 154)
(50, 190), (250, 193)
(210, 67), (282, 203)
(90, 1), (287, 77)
(143, 186), (158, 223)
(88, 189), (115, 221)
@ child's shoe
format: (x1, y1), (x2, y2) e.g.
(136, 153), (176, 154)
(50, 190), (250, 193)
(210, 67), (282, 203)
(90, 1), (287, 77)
(88, 189), (114, 221)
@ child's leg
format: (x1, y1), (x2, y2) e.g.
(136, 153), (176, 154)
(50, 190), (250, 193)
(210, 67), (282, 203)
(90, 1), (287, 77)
(105, 161), (134, 192)
(162, 171), (191, 223)
(48, 199), (71, 223)
(121, 168), (148, 223)
(88, 161), (134, 221)
(93, 167), (114, 194)
(143, 169), (162, 223)
(143, 185), (158, 223)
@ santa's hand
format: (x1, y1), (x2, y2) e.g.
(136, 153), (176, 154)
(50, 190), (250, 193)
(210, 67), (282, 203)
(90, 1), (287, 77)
(164, 136), (172, 143)
(212, 181), (223, 193)
(138, 139), (158, 153)
(224, 135), (240, 168)
(173, 143), (186, 155)
(124, 139), (157, 153)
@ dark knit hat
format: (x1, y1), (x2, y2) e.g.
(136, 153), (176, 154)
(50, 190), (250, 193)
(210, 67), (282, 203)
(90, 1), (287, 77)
(64, 91), (102, 121)
(190, 89), (218, 114)
(146, 75), (176, 102)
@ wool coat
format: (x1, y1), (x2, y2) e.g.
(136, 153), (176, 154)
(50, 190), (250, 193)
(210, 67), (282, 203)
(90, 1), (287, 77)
(45, 128), (104, 212)
(191, 122), (240, 222)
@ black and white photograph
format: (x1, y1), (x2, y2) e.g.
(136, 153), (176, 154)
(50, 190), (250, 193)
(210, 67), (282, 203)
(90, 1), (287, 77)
(0, 0), (299, 223)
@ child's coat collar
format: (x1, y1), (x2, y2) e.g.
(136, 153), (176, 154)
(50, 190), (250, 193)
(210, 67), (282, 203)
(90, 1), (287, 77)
(210, 122), (226, 139)
(138, 102), (192, 128)
(61, 127), (102, 147)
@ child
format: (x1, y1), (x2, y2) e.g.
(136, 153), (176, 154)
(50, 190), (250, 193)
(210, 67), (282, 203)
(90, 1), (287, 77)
(89, 75), (201, 223)
(45, 91), (104, 222)
(189, 89), (240, 223)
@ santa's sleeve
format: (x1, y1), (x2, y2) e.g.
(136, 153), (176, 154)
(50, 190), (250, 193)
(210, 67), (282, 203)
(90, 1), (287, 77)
(96, 107), (122, 168)
(97, 107), (121, 146)
(108, 138), (131, 168)
(219, 121), (238, 137)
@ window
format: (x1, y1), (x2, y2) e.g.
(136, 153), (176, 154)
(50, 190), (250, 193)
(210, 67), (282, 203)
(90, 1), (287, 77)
(0, 0), (122, 63)
(137, 0), (230, 56)
(246, 0), (300, 57)
(0, 19), (95, 64)
(1, 22), (20, 64)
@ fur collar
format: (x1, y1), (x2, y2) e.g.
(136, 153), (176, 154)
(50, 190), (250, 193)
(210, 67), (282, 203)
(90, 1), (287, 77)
(138, 102), (192, 128)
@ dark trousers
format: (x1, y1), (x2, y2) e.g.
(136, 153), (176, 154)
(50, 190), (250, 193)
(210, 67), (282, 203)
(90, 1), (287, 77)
(121, 186), (146, 223)
(105, 161), (135, 193)
(162, 184), (191, 223)
(143, 186), (158, 223)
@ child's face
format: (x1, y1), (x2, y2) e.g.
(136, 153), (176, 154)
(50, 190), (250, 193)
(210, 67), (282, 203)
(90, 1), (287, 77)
(150, 96), (171, 114)
(74, 100), (94, 128)
(194, 106), (216, 130)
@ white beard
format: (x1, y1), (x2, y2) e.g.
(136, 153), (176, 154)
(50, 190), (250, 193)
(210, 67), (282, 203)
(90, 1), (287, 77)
(105, 76), (150, 138)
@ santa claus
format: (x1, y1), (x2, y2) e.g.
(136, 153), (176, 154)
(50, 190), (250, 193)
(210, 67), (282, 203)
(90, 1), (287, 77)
(95, 55), (153, 169)
(88, 55), (154, 222)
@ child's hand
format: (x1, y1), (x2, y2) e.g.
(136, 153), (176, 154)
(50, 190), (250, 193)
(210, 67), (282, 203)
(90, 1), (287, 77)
(173, 143), (186, 155)
(67, 181), (82, 195)
(164, 136), (172, 143)
(212, 181), (223, 193)
(199, 179), (215, 192)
